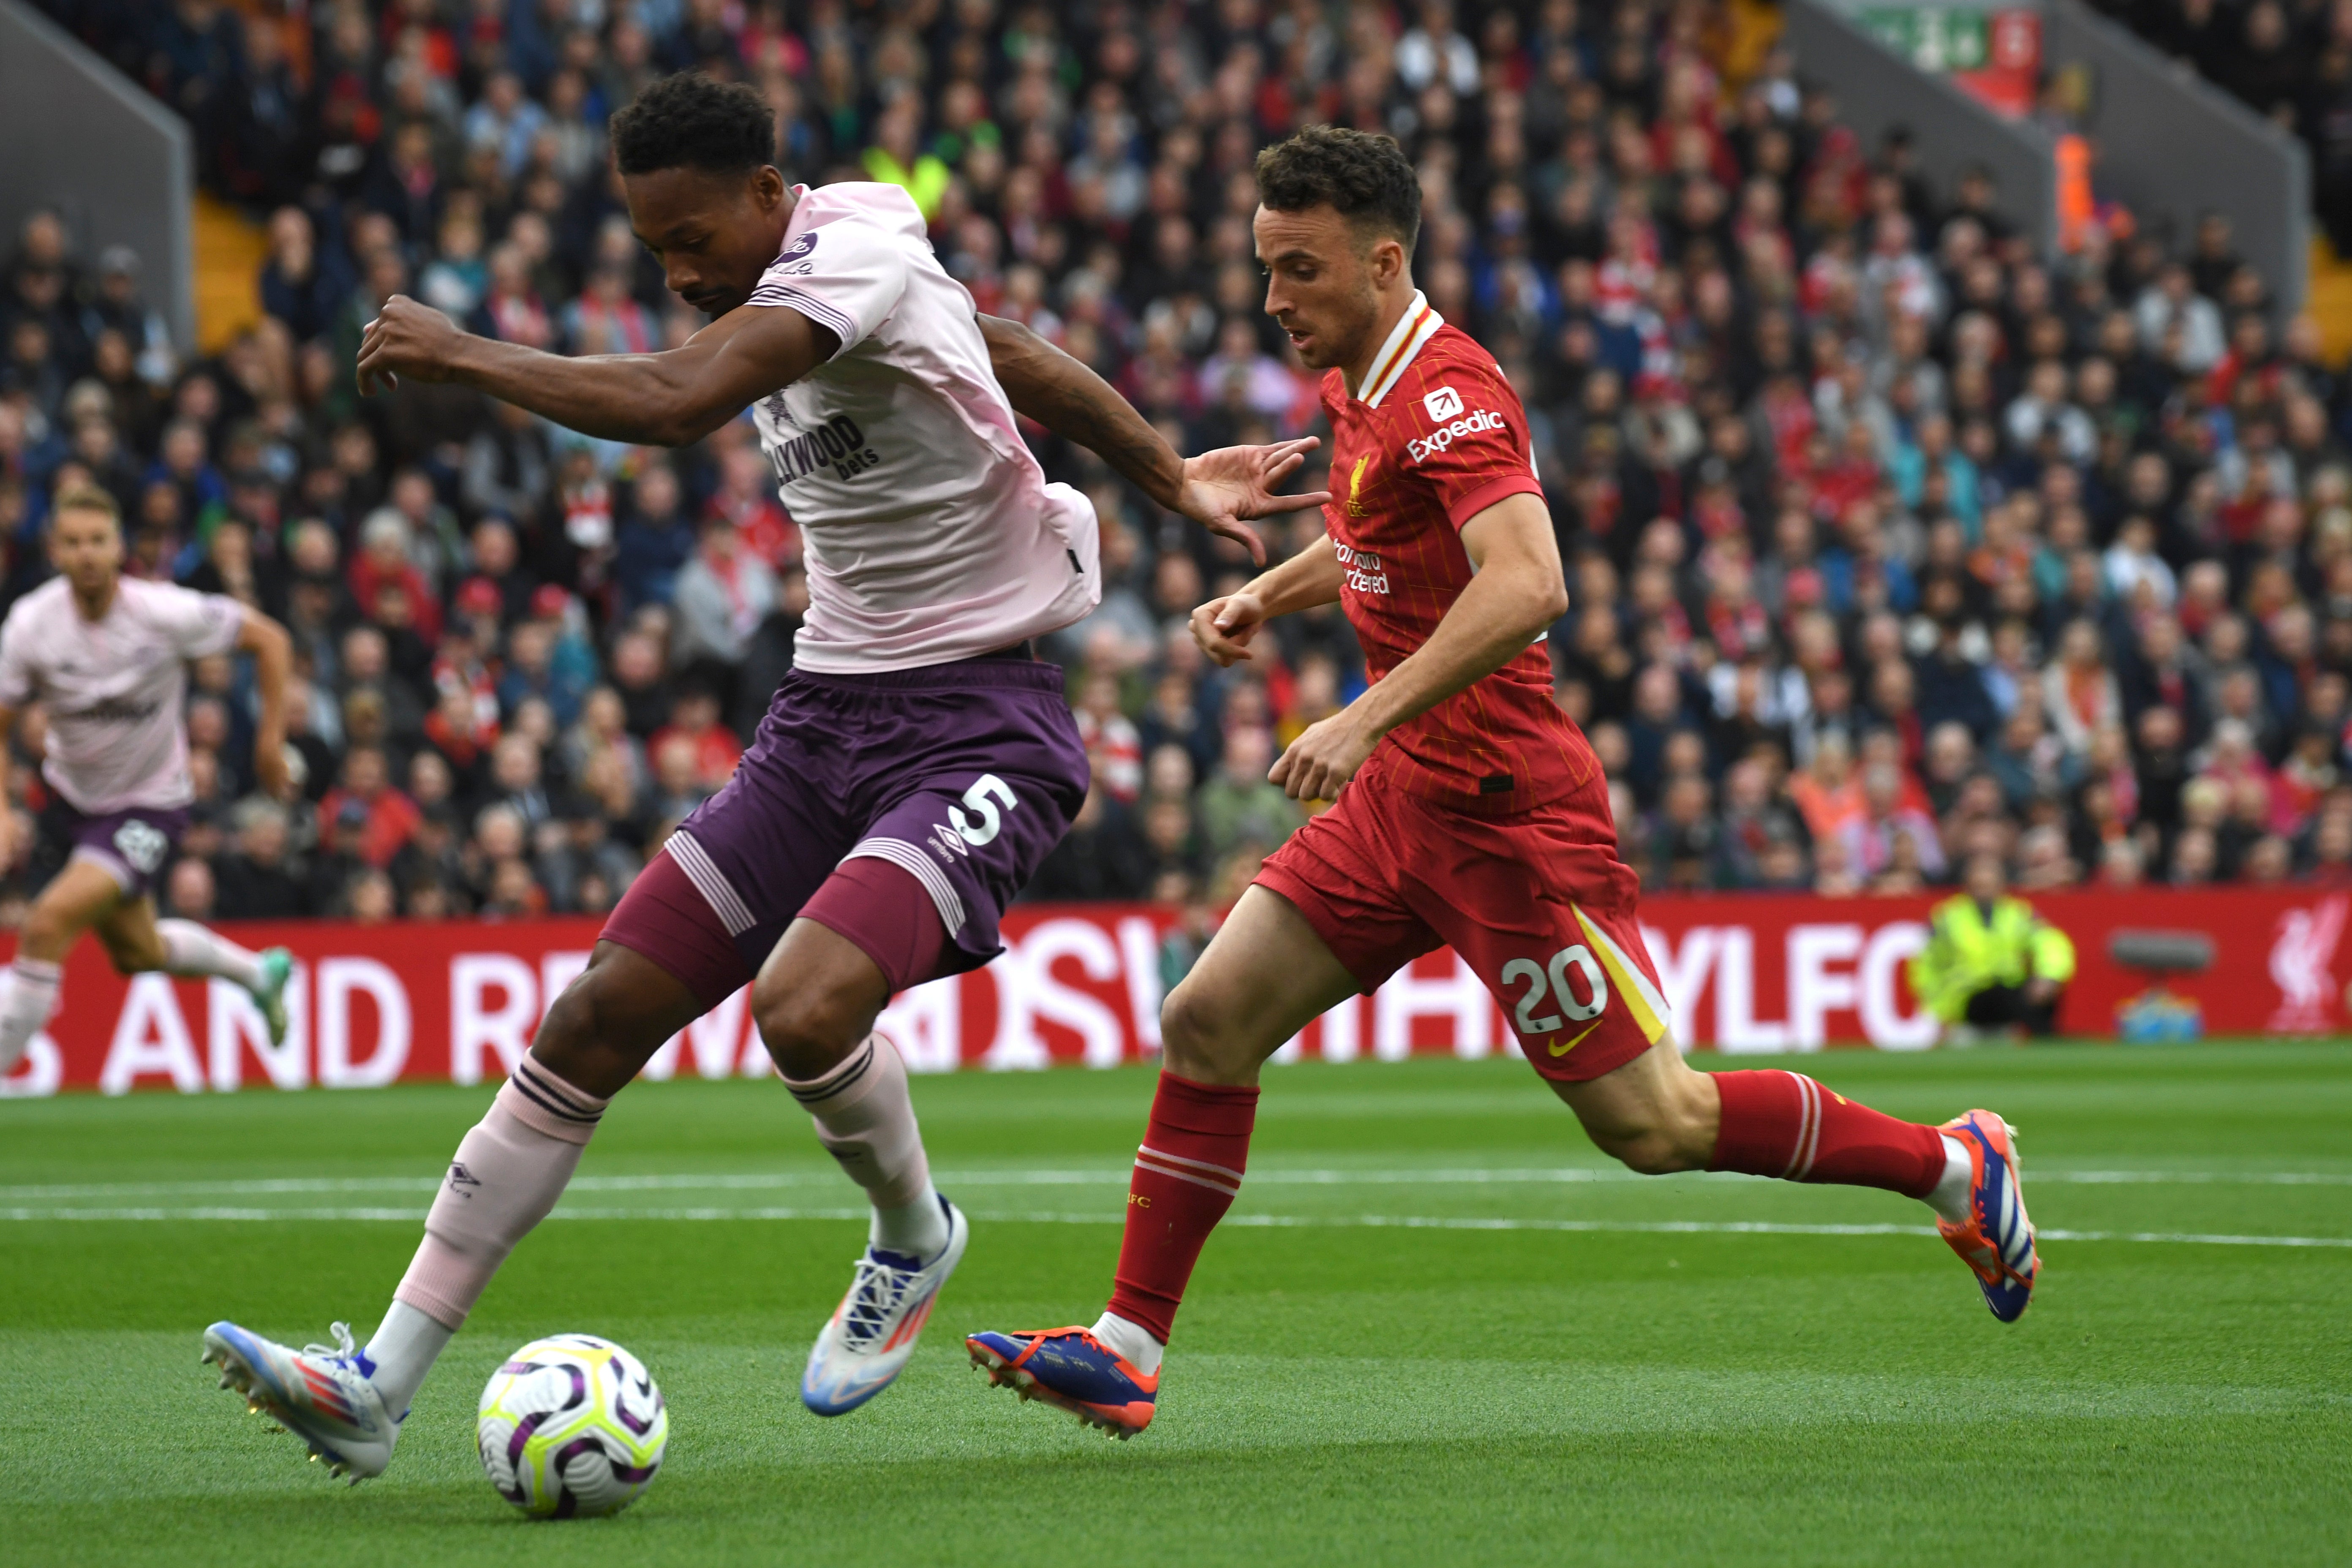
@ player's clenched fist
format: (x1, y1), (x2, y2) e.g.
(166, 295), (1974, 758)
(1269, 709), (1377, 800)
(1189, 592), (1268, 667)
(357, 295), (466, 395)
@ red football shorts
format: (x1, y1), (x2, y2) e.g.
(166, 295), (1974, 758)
(1253, 762), (1670, 1083)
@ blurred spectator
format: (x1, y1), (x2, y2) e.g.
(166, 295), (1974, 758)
(317, 746), (422, 871)
(216, 799), (310, 920)
(7, 0), (2351, 928)
(1194, 727), (1304, 861)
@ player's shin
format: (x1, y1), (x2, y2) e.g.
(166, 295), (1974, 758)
(372, 1060), (610, 1413)
(156, 919), (265, 990)
(786, 1032), (949, 1259)
(1100, 1072), (1260, 1369)
(1707, 1069), (1968, 1216)
(0, 958), (59, 1074)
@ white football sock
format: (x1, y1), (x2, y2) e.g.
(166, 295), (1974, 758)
(0, 958), (60, 1075)
(786, 1034), (950, 1259)
(391, 1061), (607, 1335)
(1924, 1134), (1973, 1225)
(157, 919), (264, 991)
(1091, 1310), (1164, 1376)
(871, 1190), (949, 1258)
(364, 1300), (453, 1418)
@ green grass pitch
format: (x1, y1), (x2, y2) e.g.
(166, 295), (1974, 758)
(3, 1044), (2347, 1567)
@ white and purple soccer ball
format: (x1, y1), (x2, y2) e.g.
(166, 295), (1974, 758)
(476, 1334), (667, 1518)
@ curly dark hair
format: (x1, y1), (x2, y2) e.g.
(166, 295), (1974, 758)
(611, 72), (777, 177)
(1254, 125), (1421, 251)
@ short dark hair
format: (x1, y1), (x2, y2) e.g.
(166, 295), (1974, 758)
(612, 72), (776, 177)
(1254, 125), (1421, 252)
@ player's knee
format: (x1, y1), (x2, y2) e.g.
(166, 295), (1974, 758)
(752, 972), (866, 1082)
(19, 898), (81, 963)
(1574, 1082), (1714, 1175)
(101, 935), (162, 976)
(1592, 1125), (1694, 1176)
(532, 979), (606, 1075)
(1157, 980), (1251, 1084)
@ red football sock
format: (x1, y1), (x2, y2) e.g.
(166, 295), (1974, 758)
(1707, 1069), (1945, 1198)
(1104, 1072), (1259, 1345)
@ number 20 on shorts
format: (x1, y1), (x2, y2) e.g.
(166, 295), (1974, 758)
(1498, 944), (1608, 1035)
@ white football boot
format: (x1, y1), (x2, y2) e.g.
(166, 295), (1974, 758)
(800, 1195), (969, 1415)
(201, 1320), (399, 1481)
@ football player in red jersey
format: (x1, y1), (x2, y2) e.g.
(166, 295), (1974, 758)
(967, 128), (2037, 1438)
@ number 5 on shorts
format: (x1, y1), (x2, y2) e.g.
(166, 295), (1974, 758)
(1498, 944), (1608, 1034)
(946, 774), (1019, 846)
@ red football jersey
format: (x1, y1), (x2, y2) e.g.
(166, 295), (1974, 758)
(1319, 298), (1598, 815)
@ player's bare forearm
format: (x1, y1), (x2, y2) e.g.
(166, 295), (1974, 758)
(359, 294), (836, 447)
(1352, 494), (1564, 739)
(981, 314), (1183, 507)
(1191, 535), (1343, 666)
(978, 314), (1327, 566)
(1269, 494), (1563, 800)
(0, 705), (16, 862)
(238, 612), (291, 743)
(1246, 533), (1345, 618)
(237, 612), (295, 797)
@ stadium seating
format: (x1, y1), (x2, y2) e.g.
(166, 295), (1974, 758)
(5, 0), (2349, 926)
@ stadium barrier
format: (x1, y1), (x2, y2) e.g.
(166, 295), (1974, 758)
(0, 0), (196, 353)
(3, 886), (2343, 1096)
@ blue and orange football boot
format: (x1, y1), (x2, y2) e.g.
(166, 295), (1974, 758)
(965, 1326), (1157, 1439)
(1938, 1110), (2039, 1322)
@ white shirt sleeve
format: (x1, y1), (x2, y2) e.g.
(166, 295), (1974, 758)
(0, 612), (34, 708)
(148, 585), (248, 660)
(746, 214), (910, 359)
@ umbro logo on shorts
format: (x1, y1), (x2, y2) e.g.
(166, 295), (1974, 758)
(112, 819), (168, 874)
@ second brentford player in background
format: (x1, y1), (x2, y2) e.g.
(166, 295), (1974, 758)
(969, 126), (2042, 1439)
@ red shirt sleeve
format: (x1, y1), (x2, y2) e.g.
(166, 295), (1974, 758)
(1392, 357), (1546, 530)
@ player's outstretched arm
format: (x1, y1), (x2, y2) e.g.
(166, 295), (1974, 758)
(979, 314), (1330, 565)
(1189, 534), (1345, 667)
(357, 294), (839, 447)
(0, 703), (16, 868)
(1269, 493), (1566, 800)
(235, 610), (295, 800)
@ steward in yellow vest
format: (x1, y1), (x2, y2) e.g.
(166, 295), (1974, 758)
(1907, 853), (2077, 1039)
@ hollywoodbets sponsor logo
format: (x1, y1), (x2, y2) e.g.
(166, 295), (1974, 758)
(765, 414), (883, 484)
(1334, 541), (1389, 595)
(1406, 408), (1506, 464)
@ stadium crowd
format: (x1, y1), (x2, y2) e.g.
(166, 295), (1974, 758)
(8, 0), (2352, 926)
(2082, 0), (2352, 256)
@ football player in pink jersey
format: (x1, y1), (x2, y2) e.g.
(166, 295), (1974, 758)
(0, 487), (298, 1082)
(201, 71), (1330, 1481)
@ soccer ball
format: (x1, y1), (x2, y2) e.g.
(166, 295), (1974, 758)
(476, 1334), (667, 1518)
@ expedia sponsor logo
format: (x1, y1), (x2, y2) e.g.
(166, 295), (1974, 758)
(765, 414), (884, 484)
(1406, 408), (1507, 464)
(1334, 541), (1389, 595)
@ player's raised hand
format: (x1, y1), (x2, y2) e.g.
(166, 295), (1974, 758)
(1269, 708), (1377, 801)
(1190, 592), (1269, 667)
(1176, 437), (1334, 565)
(357, 295), (466, 396)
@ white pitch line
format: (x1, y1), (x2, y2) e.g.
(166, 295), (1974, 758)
(3, 1165), (2347, 1203)
(2, 1203), (2348, 1250)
